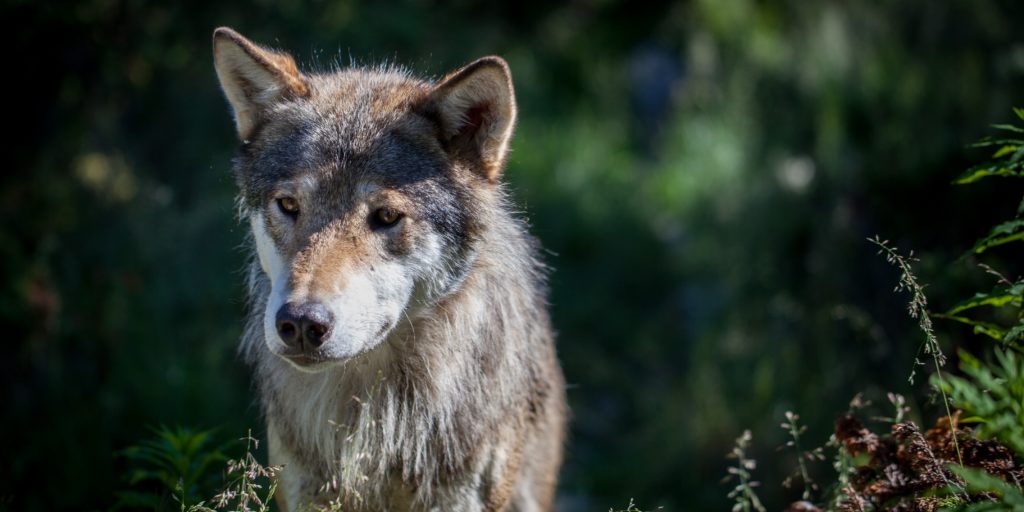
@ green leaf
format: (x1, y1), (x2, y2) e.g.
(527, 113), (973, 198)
(957, 348), (983, 370)
(933, 313), (1007, 341)
(116, 425), (233, 509)
(948, 466), (1024, 507)
(953, 162), (1024, 184)
(973, 324), (1007, 340)
(946, 285), (1024, 315)
(990, 123), (1024, 134)
(1003, 321), (1024, 345)
(991, 145), (1021, 159)
(958, 415), (986, 424)
(939, 349), (1024, 456)
(969, 220), (1024, 254)
(968, 137), (1024, 149)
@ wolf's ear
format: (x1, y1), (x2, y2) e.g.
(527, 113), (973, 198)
(213, 27), (309, 140)
(425, 57), (517, 181)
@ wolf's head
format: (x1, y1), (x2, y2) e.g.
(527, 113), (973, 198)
(213, 28), (516, 372)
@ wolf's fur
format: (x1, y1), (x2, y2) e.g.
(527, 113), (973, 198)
(213, 27), (566, 511)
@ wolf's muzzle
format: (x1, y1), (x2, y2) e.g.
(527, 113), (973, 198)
(275, 301), (333, 351)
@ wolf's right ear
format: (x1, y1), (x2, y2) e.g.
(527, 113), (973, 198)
(213, 27), (309, 140)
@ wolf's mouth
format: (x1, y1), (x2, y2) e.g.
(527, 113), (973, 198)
(277, 350), (326, 368)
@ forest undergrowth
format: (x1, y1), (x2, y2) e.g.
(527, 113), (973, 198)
(725, 109), (1024, 512)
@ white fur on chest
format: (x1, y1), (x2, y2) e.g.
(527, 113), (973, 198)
(260, 346), (480, 510)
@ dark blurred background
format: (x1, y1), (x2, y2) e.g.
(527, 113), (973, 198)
(4, 0), (1024, 510)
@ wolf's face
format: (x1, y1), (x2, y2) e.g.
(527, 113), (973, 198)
(214, 28), (516, 372)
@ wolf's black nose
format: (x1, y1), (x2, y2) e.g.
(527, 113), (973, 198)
(276, 302), (333, 349)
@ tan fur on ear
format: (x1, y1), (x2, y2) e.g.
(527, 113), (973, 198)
(428, 56), (517, 181)
(213, 27), (309, 140)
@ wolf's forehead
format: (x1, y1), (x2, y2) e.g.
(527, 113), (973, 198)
(298, 72), (432, 159)
(309, 70), (429, 127)
(241, 70), (443, 203)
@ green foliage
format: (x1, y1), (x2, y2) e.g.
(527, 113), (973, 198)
(945, 466), (1024, 511)
(114, 428), (280, 512)
(114, 426), (230, 511)
(932, 113), (1024, 481)
(730, 109), (1024, 511)
(955, 109), (1024, 258)
(966, 220), (1024, 255)
(936, 349), (1024, 456)
(946, 284), (1024, 316)
(934, 280), (1024, 350)
(954, 109), (1024, 186)
(855, 111), (1024, 510)
(933, 112), (1024, 354)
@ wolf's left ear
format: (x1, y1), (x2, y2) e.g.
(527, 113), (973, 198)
(425, 57), (517, 181)
(213, 27), (309, 140)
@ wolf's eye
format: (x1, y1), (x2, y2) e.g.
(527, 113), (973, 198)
(373, 207), (404, 228)
(277, 197), (300, 217)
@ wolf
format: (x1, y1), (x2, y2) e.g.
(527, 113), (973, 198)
(212, 27), (567, 511)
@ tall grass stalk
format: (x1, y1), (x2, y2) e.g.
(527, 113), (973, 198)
(780, 411), (823, 501)
(869, 236), (963, 467)
(724, 430), (767, 512)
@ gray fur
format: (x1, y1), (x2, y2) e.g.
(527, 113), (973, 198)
(214, 28), (567, 511)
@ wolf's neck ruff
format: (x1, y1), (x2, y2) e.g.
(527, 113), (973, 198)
(215, 26), (566, 511)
